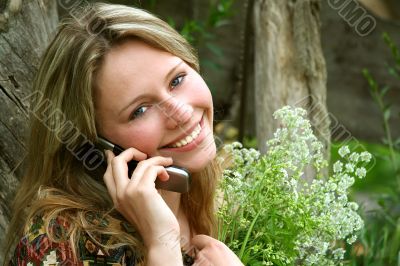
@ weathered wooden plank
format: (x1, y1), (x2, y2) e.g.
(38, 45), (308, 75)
(0, 0), (58, 263)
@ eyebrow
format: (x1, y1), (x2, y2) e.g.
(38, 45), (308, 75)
(164, 60), (184, 84)
(119, 60), (184, 116)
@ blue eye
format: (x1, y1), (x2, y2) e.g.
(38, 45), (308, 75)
(170, 75), (185, 88)
(131, 106), (148, 120)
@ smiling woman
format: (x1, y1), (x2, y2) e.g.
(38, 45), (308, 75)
(95, 39), (216, 172)
(3, 2), (243, 266)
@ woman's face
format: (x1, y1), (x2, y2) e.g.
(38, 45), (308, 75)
(94, 39), (216, 172)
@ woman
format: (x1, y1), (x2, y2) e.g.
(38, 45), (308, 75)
(3, 2), (243, 266)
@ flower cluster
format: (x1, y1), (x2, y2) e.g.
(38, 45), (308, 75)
(217, 106), (372, 265)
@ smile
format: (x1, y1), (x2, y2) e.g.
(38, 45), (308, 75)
(167, 123), (202, 148)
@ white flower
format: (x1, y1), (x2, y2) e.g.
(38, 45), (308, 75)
(327, 182), (337, 191)
(360, 151), (372, 162)
(219, 106), (366, 265)
(338, 174), (355, 190)
(280, 169), (289, 179)
(332, 248), (345, 260)
(347, 202), (359, 211)
(355, 167), (367, 178)
(338, 146), (350, 158)
(231, 141), (243, 149)
(333, 161), (343, 173)
(345, 163), (355, 173)
(347, 235), (357, 244)
(349, 153), (360, 162)
(311, 141), (323, 152)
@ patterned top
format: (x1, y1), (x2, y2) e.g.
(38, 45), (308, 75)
(9, 215), (195, 266)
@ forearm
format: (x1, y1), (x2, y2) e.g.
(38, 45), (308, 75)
(147, 244), (183, 266)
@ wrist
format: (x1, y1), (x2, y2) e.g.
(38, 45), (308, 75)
(147, 243), (183, 266)
(144, 226), (181, 249)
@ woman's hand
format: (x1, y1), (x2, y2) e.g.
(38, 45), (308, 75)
(191, 235), (244, 266)
(104, 148), (180, 248)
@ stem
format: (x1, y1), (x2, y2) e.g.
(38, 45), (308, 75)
(365, 68), (400, 182)
(372, 88), (399, 175)
(239, 209), (261, 259)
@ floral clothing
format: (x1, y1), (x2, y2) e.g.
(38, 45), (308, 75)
(9, 216), (194, 265)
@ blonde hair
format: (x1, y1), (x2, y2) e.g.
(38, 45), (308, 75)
(3, 3), (221, 263)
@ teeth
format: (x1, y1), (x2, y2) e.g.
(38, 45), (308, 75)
(168, 123), (202, 148)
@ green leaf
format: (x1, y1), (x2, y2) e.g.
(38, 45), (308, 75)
(206, 42), (224, 57)
(217, 3), (226, 12)
(380, 86), (391, 97)
(394, 138), (400, 151)
(383, 32), (400, 67)
(362, 69), (378, 93)
(387, 66), (400, 79)
(215, 19), (232, 28)
(381, 137), (389, 145)
(384, 108), (391, 121)
(166, 17), (176, 29)
(239, 209), (262, 259)
(201, 59), (222, 71)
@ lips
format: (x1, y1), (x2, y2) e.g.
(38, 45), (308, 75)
(167, 124), (201, 148)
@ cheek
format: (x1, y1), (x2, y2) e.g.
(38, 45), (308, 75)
(186, 78), (213, 109)
(118, 123), (162, 154)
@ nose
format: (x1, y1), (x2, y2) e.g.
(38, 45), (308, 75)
(158, 97), (194, 129)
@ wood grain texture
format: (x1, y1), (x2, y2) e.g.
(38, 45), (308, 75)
(0, 0), (57, 262)
(253, 0), (330, 159)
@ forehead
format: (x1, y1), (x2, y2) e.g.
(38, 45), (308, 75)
(95, 39), (181, 97)
(98, 39), (179, 81)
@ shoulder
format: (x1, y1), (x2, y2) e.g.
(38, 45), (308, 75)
(8, 215), (138, 266)
(9, 215), (79, 265)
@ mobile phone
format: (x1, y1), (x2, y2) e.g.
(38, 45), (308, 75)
(83, 137), (191, 193)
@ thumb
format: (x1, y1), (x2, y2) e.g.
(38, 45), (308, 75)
(191, 234), (213, 250)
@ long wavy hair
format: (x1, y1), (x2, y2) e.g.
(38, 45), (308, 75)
(3, 3), (221, 264)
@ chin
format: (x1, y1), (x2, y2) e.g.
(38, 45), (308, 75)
(186, 141), (217, 173)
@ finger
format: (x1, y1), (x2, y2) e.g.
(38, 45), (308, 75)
(191, 234), (214, 250)
(111, 148), (148, 194)
(140, 165), (170, 187)
(127, 165), (168, 194)
(193, 251), (212, 266)
(121, 147), (148, 161)
(130, 156), (173, 185)
(103, 150), (117, 201)
(105, 149), (114, 164)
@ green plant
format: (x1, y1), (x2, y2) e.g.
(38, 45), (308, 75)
(164, 0), (235, 93)
(346, 32), (400, 265)
(363, 36), (399, 181)
(217, 106), (371, 265)
(140, 0), (235, 75)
